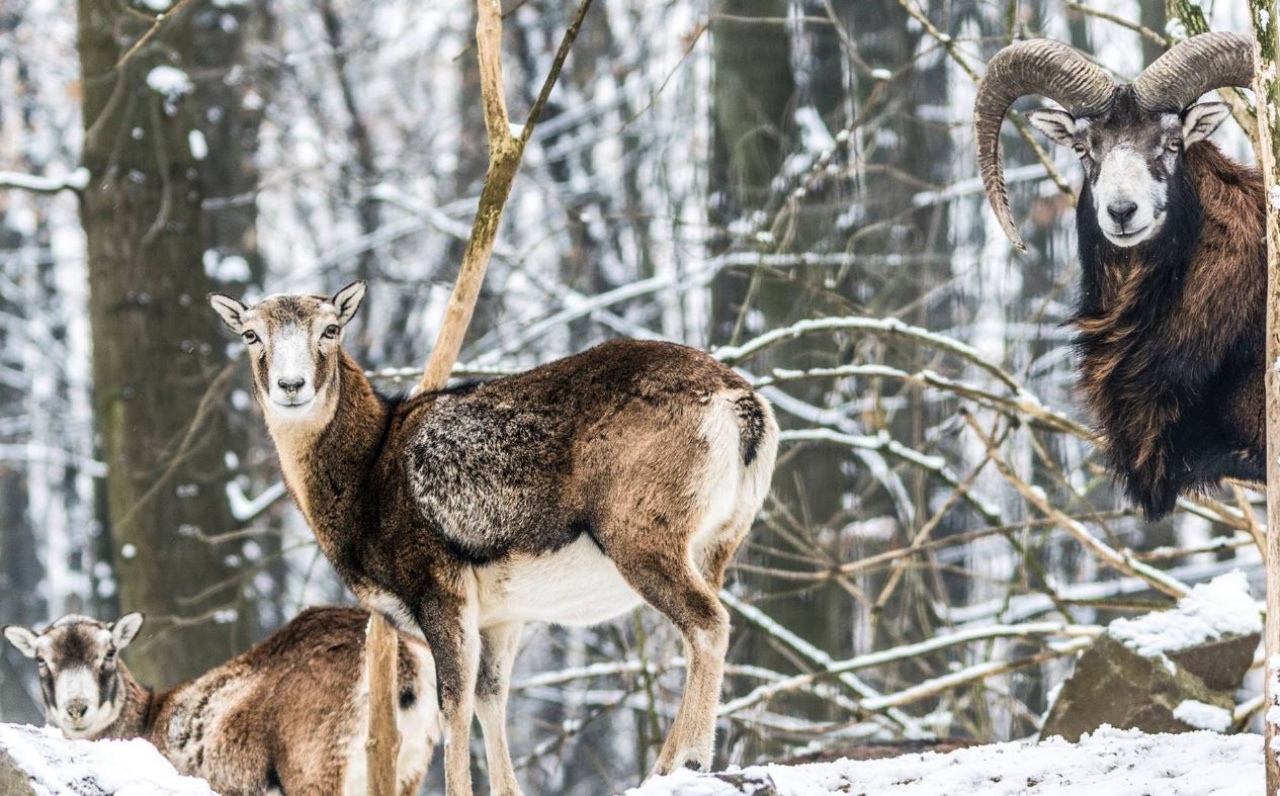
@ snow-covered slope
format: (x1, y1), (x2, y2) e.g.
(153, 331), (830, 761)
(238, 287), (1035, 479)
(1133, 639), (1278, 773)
(626, 727), (1259, 796)
(0, 723), (217, 796)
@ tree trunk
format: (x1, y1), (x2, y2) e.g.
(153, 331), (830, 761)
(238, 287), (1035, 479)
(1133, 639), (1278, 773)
(77, 0), (252, 688)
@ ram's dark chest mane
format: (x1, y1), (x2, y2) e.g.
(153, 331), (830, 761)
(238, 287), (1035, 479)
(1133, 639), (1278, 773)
(1070, 171), (1200, 412)
(1067, 144), (1267, 517)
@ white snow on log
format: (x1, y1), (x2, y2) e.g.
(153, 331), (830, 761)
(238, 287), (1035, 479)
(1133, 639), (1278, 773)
(226, 479), (287, 522)
(624, 726), (1261, 795)
(0, 167), (89, 193)
(0, 723), (218, 796)
(145, 66), (193, 97)
(188, 130), (208, 161)
(1108, 571), (1262, 661)
(1173, 700), (1233, 733)
(146, 66), (193, 115)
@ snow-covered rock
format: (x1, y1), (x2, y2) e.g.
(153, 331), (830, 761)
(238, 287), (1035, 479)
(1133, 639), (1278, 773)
(624, 726), (1260, 795)
(0, 723), (219, 796)
(1040, 572), (1260, 741)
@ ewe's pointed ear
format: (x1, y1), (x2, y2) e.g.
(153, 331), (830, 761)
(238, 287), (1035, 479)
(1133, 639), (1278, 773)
(3, 625), (39, 658)
(110, 613), (144, 650)
(1025, 109), (1078, 148)
(331, 281), (367, 327)
(1182, 102), (1231, 145)
(208, 293), (248, 334)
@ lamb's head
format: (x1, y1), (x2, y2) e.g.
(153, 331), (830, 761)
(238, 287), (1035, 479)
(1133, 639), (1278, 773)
(3, 613), (144, 739)
(209, 282), (366, 426)
(975, 32), (1253, 250)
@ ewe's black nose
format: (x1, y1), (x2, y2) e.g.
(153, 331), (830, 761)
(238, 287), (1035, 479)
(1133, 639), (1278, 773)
(66, 700), (88, 720)
(277, 377), (305, 392)
(1107, 201), (1138, 226)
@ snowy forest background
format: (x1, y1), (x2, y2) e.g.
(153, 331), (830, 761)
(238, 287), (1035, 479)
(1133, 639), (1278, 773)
(0, 0), (1264, 793)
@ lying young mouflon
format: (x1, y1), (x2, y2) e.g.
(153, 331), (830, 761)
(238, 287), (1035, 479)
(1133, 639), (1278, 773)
(3, 607), (439, 796)
(208, 282), (779, 795)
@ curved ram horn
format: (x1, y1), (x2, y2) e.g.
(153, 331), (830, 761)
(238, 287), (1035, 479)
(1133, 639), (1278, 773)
(975, 39), (1115, 250)
(1132, 31), (1255, 113)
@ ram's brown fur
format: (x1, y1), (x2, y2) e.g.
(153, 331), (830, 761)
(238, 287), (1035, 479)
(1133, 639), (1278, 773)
(1070, 142), (1265, 516)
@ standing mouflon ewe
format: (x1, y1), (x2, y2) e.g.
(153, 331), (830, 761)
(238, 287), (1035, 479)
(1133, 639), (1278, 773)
(975, 32), (1264, 519)
(208, 283), (779, 795)
(2, 607), (439, 796)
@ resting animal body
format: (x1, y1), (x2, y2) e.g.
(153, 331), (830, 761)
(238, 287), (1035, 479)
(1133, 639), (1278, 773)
(3, 606), (439, 796)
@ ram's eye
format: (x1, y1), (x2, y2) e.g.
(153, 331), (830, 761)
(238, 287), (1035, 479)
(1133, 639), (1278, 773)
(322, 325), (340, 340)
(1167, 138), (1183, 152)
(242, 330), (260, 345)
(104, 649), (115, 662)
(1071, 143), (1088, 157)
(35, 657), (46, 668)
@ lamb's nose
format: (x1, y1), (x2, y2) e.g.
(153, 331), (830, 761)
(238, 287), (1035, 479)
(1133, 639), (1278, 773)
(277, 377), (305, 393)
(1107, 201), (1138, 226)
(66, 700), (88, 721)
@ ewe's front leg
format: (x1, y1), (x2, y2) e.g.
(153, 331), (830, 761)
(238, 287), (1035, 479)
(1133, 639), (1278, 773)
(418, 601), (481, 796)
(475, 622), (524, 796)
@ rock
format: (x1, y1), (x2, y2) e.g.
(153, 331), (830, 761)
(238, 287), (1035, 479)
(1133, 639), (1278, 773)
(1040, 573), (1262, 743)
(1168, 632), (1258, 692)
(1039, 632), (1243, 742)
(0, 744), (38, 796)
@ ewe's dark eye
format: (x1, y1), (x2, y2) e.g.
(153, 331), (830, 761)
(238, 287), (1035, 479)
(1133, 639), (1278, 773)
(35, 656), (46, 668)
(1167, 138), (1183, 153)
(322, 325), (340, 340)
(242, 330), (260, 345)
(104, 648), (116, 662)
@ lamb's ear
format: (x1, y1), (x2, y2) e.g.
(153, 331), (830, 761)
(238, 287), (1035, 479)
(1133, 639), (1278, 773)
(331, 281), (367, 327)
(1182, 102), (1231, 146)
(110, 613), (144, 650)
(2, 625), (39, 658)
(1025, 108), (1078, 148)
(208, 293), (248, 334)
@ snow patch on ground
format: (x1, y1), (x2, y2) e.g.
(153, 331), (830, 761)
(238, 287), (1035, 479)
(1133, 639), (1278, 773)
(625, 727), (1259, 795)
(1108, 571), (1261, 660)
(0, 723), (218, 796)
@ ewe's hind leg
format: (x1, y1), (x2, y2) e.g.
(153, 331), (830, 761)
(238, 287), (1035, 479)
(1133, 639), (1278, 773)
(614, 547), (729, 775)
(476, 622), (524, 796)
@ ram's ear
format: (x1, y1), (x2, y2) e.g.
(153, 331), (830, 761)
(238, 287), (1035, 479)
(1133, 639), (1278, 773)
(208, 293), (248, 334)
(2, 625), (39, 658)
(331, 281), (367, 327)
(110, 613), (144, 650)
(1182, 102), (1231, 146)
(1025, 108), (1078, 148)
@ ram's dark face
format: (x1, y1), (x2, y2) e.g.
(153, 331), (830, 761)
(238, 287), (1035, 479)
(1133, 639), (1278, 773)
(1028, 100), (1231, 248)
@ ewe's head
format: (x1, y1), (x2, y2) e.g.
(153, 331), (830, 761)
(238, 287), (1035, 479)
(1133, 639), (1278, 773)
(208, 282), (366, 425)
(975, 32), (1253, 250)
(3, 613), (144, 739)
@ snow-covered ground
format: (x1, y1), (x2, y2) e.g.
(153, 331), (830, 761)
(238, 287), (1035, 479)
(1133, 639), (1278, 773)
(0, 723), (216, 796)
(626, 727), (1259, 796)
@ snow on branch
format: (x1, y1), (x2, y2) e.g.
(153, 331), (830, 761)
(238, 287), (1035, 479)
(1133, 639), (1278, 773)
(0, 167), (89, 194)
(720, 621), (1099, 716)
